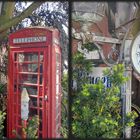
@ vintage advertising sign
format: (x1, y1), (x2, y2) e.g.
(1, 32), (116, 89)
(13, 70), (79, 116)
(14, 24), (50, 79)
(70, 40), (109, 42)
(87, 67), (111, 87)
(73, 67), (111, 89)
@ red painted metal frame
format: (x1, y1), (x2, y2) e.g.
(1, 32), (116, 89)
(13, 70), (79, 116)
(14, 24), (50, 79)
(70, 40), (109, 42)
(7, 27), (61, 138)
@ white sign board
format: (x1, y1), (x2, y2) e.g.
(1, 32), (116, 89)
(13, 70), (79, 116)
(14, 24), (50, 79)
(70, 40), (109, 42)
(83, 67), (111, 87)
(13, 36), (47, 44)
(73, 67), (111, 89)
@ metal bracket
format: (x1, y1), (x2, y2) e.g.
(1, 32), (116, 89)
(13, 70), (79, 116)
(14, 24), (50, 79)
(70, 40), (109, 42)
(73, 31), (121, 44)
(73, 31), (121, 66)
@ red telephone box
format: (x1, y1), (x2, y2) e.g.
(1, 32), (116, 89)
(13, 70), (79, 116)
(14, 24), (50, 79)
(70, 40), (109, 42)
(7, 27), (62, 138)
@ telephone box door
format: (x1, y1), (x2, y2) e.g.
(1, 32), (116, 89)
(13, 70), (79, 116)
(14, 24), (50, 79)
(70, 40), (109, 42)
(8, 47), (48, 138)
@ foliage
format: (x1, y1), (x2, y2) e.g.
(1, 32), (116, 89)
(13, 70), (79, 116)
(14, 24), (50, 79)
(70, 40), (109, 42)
(0, 50), (8, 75)
(30, 2), (68, 27)
(0, 83), (7, 111)
(60, 107), (68, 138)
(2, 1), (68, 74)
(131, 104), (140, 138)
(103, 64), (129, 87)
(125, 112), (138, 127)
(62, 73), (68, 93)
(13, 2), (68, 30)
(0, 1), (68, 77)
(0, 82), (7, 138)
(72, 57), (137, 138)
(25, 115), (39, 138)
(13, 115), (39, 138)
(72, 51), (93, 92)
(0, 111), (6, 138)
(60, 73), (68, 138)
(81, 42), (98, 52)
(0, 2), (44, 43)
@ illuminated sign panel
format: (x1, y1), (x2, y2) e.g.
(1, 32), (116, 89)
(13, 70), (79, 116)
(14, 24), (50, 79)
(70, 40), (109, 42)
(13, 36), (47, 44)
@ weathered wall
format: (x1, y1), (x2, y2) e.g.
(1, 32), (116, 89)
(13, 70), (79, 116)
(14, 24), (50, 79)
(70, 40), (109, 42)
(72, 15), (112, 67)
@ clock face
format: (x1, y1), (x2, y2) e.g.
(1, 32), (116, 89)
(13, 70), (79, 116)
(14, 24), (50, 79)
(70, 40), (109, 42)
(131, 33), (140, 74)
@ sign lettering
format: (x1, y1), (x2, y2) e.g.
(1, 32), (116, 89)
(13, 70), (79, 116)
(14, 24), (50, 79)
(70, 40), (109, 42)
(13, 36), (47, 44)
(72, 67), (111, 90)
(78, 70), (111, 88)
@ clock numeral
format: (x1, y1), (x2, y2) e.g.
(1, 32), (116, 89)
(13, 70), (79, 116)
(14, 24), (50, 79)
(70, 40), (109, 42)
(136, 52), (140, 56)
(138, 60), (140, 65)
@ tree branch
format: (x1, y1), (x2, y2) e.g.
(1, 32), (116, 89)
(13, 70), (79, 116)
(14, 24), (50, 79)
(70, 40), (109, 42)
(0, 1), (44, 34)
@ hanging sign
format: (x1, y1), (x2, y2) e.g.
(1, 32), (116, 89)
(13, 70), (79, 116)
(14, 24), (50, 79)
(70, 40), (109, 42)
(21, 88), (30, 120)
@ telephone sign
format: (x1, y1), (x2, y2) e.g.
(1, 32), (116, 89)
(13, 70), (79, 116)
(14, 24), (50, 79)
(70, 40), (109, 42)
(7, 27), (62, 138)
(13, 36), (47, 44)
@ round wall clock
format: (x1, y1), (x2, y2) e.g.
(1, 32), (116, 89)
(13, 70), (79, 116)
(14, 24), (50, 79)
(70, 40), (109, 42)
(131, 32), (140, 75)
